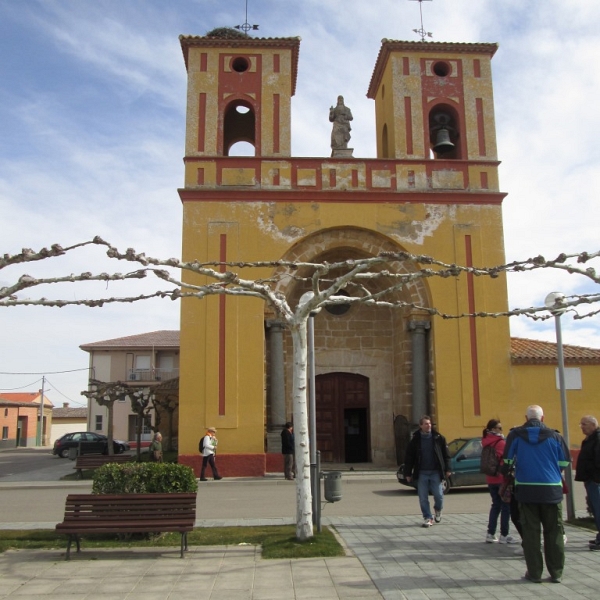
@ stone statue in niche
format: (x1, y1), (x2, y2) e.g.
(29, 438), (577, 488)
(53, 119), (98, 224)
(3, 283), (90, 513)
(329, 95), (354, 157)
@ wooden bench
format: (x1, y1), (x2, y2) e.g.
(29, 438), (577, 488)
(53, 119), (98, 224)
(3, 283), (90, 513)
(73, 454), (132, 479)
(55, 493), (197, 559)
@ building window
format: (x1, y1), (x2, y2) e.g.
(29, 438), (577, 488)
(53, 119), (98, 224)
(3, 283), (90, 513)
(2, 426), (8, 440)
(95, 415), (103, 431)
(4, 408), (7, 417)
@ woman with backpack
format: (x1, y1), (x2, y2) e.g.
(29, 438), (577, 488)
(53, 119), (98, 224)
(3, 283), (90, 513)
(482, 419), (518, 544)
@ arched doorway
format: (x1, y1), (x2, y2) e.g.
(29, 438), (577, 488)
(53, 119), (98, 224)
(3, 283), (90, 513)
(316, 372), (370, 463)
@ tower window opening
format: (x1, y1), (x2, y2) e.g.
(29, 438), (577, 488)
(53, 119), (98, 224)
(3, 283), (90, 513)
(223, 99), (256, 156)
(231, 56), (250, 73)
(429, 108), (460, 159)
(433, 61), (451, 77)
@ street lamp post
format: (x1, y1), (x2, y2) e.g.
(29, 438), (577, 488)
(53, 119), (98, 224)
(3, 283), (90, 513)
(544, 291), (576, 521)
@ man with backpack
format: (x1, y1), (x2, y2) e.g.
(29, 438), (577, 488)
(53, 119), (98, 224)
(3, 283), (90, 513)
(199, 427), (223, 481)
(503, 405), (570, 584)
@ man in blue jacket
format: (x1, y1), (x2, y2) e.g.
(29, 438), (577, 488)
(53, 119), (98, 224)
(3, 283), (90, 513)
(503, 405), (570, 584)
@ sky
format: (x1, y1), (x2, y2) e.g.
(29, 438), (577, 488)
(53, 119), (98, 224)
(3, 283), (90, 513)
(1, 0), (599, 408)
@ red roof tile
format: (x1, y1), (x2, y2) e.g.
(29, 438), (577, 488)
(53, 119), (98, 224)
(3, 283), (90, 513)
(0, 392), (53, 406)
(511, 337), (600, 365)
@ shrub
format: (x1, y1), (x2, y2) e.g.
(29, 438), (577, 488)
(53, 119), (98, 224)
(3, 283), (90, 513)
(92, 463), (198, 494)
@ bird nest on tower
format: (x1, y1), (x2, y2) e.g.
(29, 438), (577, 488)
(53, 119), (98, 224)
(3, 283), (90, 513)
(205, 27), (251, 39)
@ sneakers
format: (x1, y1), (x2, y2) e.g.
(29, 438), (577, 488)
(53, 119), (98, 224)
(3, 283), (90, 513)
(434, 510), (442, 523)
(422, 517), (434, 527)
(590, 541), (600, 551)
(485, 533), (498, 543)
(499, 535), (518, 544)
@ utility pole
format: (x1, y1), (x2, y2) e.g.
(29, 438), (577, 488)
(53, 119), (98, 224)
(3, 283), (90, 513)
(36, 375), (46, 446)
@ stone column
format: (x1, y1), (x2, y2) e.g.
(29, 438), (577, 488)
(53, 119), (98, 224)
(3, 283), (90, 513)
(408, 320), (430, 425)
(267, 320), (286, 430)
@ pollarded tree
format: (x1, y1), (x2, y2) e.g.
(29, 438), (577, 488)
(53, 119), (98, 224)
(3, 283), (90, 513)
(2, 238), (600, 539)
(81, 379), (132, 456)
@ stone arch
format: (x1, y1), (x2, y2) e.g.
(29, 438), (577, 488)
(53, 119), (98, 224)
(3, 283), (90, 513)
(264, 226), (433, 466)
(270, 226), (431, 311)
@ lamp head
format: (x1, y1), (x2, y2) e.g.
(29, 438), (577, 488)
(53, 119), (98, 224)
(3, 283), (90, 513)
(544, 291), (567, 315)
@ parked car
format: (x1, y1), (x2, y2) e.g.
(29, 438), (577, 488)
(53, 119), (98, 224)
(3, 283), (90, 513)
(53, 432), (130, 458)
(397, 437), (487, 493)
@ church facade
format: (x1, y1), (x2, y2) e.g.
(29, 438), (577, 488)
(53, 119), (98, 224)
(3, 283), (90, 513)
(176, 31), (517, 476)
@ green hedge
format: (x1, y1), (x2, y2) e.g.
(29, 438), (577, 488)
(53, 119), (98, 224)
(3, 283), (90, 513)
(92, 463), (198, 494)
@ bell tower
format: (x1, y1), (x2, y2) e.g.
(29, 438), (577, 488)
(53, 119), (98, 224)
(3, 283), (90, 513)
(179, 30), (299, 167)
(368, 41), (499, 192)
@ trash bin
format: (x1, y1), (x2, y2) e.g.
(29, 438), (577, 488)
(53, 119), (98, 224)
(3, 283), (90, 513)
(323, 471), (342, 502)
(68, 447), (78, 461)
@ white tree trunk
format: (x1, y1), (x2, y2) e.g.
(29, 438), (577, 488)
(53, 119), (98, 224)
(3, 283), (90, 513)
(290, 320), (314, 540)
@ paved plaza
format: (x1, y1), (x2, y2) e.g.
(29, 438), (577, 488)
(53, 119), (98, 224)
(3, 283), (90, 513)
(0, 452), (598, 599)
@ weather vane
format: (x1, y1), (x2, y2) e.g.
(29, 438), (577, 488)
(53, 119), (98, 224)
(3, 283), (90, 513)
(234, 0), (259, 34)
(409, 0), (433, 41)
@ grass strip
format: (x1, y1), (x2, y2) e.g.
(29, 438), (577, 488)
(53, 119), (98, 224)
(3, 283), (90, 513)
(0, 525), (344, 560)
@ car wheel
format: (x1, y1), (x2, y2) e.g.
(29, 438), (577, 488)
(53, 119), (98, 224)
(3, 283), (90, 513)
(116, 445), (124, 454)
(442, 478), (451, 494)
(59, 448), (70, 459)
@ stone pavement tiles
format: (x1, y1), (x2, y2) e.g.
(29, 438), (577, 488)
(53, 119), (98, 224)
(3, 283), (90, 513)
(330, 514), (600, 600)
(0, 545), (381, 600)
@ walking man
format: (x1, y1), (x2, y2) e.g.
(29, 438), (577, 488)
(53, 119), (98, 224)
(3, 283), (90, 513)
(503, 405), (570, 583)
(404, 415), (451, 527)
(575, 415), (600, 550)
(200, 427), (223, 481)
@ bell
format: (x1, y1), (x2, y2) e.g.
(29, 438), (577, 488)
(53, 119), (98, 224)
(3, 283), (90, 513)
(433, 128), (454, 154)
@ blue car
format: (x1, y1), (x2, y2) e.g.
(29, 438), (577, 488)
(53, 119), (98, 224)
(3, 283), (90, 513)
(397, 437), (487, 493)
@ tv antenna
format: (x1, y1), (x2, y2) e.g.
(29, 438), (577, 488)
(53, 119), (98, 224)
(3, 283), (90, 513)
(409, 0), (433, 41)
(235, 0), (259, 34)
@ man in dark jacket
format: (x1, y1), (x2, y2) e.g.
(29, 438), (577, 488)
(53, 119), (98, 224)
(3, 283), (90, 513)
(281, 422), (296, 480)
(575, 415), (600, 550)
(404, 415), (451, 527)
(503, 405), (570, 583)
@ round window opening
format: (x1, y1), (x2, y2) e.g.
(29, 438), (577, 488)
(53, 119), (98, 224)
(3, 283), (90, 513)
(232, 56), (250, 73)
(433, 61), (451, 77)
(325, 290), (352, 316)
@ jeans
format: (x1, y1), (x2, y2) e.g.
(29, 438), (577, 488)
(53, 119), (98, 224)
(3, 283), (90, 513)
(585, 480), (600, 542)
(417, 470), (444, 519)
(487, 484), (510, 536)
(519, 502), (564, 580)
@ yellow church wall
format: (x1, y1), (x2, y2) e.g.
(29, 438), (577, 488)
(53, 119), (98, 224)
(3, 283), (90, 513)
(179, 196), (512, 452)
(510, 363), (600, 453)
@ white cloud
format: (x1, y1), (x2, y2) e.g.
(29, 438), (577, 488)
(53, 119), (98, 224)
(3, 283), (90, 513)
(1, 0), (599, 405)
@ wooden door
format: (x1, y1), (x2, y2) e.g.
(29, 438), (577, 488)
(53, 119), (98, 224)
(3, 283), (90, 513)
(315, 372), (370, 463)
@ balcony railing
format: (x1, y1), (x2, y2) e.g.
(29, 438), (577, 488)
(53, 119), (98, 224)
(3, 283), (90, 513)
(127, 368), (179, 382)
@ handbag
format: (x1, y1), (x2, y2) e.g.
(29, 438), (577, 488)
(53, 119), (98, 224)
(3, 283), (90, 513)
(499, 473), (514, 503)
